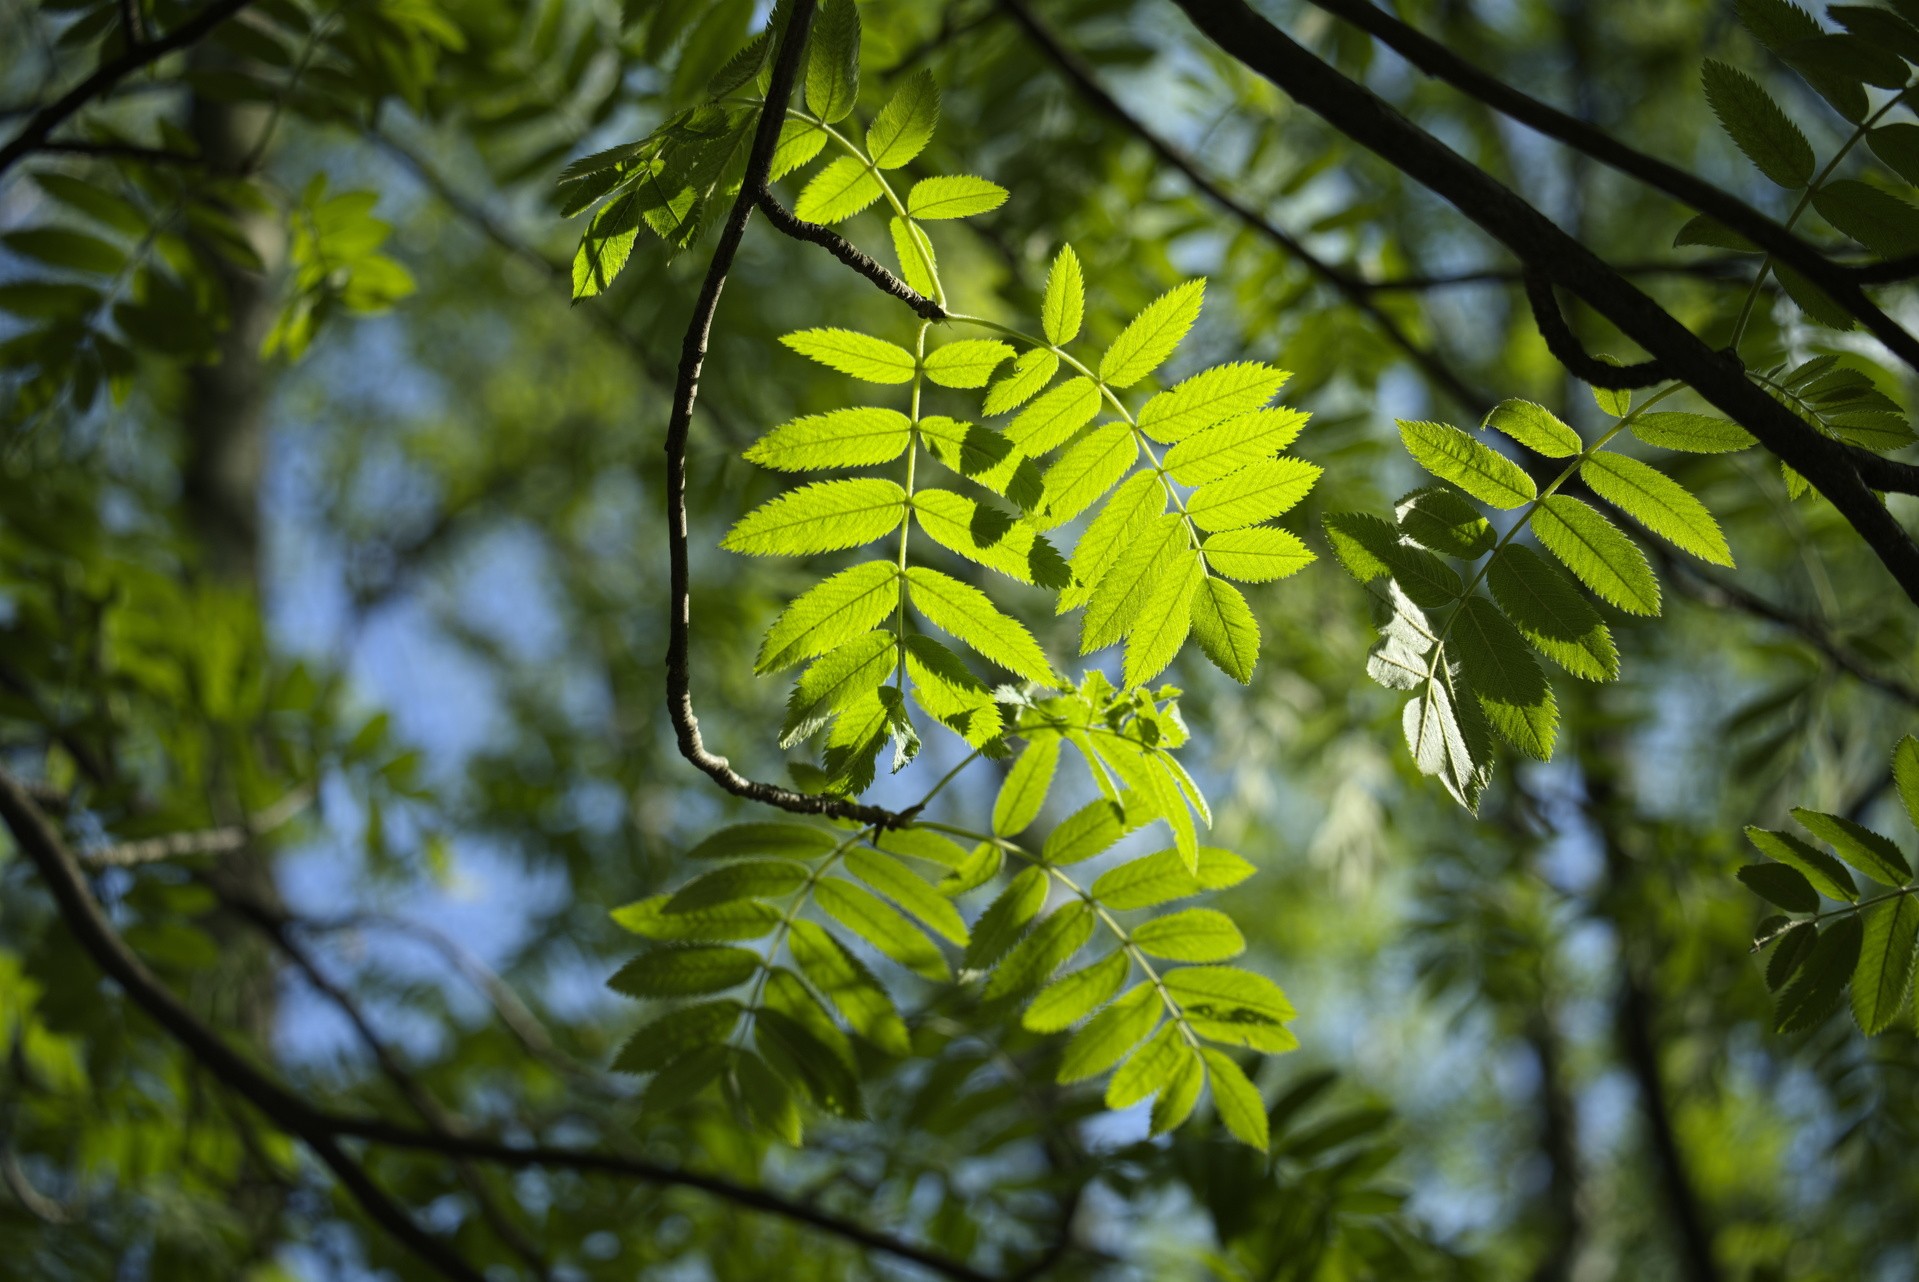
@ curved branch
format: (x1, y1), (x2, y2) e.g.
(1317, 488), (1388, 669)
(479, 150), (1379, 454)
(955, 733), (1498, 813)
(1168, 0), (1919, 607)
(757, 192), (946, 319)
(1299, 0), (1919, 374)
(999, 0), (1491, 415)
(0, 768), (991, 1282)
(0, 0), (256, 178)
(1521, 269), (1671, 389)
(662, 0), (911, 829)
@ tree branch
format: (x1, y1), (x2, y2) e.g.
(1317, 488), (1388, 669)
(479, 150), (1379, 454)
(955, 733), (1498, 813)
(662, 1), (912, 829)
(1167, 0), (1919, 608)
(0, 0), (256, 178)
(0, 767), (986, 1281)
(1298, 0), (1919, 375)
(1521, 268), (1673, 389)
(756, 191), (945, 319)
(1000, 0), (1491, 415)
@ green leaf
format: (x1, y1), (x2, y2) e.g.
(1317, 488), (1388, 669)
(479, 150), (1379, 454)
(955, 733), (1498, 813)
(1058, 983), (1159, 1082)
(1813, 179), (1919, 258)
(1165, 965), (1296, 1052)
(1091, 847), (1255, 910)
(866, 68), (938, 168)
(1775, 914), (1864, 1034)
(2, 227), (127, 275)
(1202, 1048), (1269, 1150)
(924, 339), (1014, 389)
(983, 900), (1095, 1000)
(804, 0), (860, 123)
(1099, 278), (1205, 389)
(1202, 527), (1315, 583)
(1737, 862), (1820, 912)
(1163, 407), (1308, 486)
(1484, 399), (1582, 457)
(903, 636), (1003, 745)
(1132, 908), (1245, 962)
(781, 328), (917, 383)
(889, 216), (939, 299)
(1191, 577), (1259, 684)
(1043, 243), (1084, 345)
(1745, 827), (1858, 902)
(608, 945), (762, 997)
(1059, 472), (1163, 611)
(1702, 59), (1816, 187)
(906, 174), (1008, 220)
(846, 847), (970, 945)
(1024, 951), (1130, 1033)
(964, 866), (1049, 970)
(1529, 495), (1661, 616)
(745, 407), (912, 471)
(1036, 422), (1139, 530)
(781, 630), (896, 745)
(789, 919), (910, 1056)
(612, 895), (782, 941)
(1792, 808), (1913, 886)
(1396, 486), (1495, 560)
(1629, 412), (1756, 454)
(771, 117), (828, 181)
(911, 489), (1069, 587)
(687, 822), (842, 861)
(33, 173), (145, 236)
(793, 154), (884, 223)
(1186, 458), (1321, 532)
(1894, 735), (1919, 831)
(643, 1044), (729, 1113)
(570, 192), (640, 298)
(756, 562), (901, 674)
(1767, 922), (1818, 991)
(1451, 596), (1557, 760)
(1775, 261), (1855, 331)
(723, 479), (907, 557)
(1852, 894), (1919, 1034)
(754, 1005), (861, 1118)
(905, 565), (1056, 683)
(665, 860), (810, 911)
(1868, 121), (1919, 185)
(1137, 362), (1288, 444)
(815, 878), (950, 981)
(873, 827), (972, 869)
(1398, 419), (1536, 509)
(994, 737), (1060, 836)
(1080, 512), (1189, 648)
(1403, 673), (1495, 813)
(1673, 213), (1761, 253)
(1149, 1046), (1205, 1134)
(612, 1000), (743, 1073)
(1005, 375), (1102, 457)
(1106, 1022), (1185, 1109)
(1487, 546), (1619, 681)
(1580, 453), (1733, 566)
(983, 349), (1059, 417)
(1124, 547), (1202, 688)
(736, 1050), (803, 1145)
(1042, 797), (1133, 865)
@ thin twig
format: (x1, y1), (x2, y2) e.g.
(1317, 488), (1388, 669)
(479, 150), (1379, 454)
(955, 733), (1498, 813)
(81, 785), (312, 867)
(1522, 268), (1673, 389)
(0, 0), (257, 177)
(757, 191), (945, 319)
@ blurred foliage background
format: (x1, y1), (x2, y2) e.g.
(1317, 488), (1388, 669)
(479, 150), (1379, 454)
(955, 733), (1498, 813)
(1, 0), (1917, 1279)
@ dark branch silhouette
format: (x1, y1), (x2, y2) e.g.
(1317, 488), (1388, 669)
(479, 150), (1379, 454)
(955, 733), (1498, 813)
(757, 190), (947, 319)
(1521, 269), (1674, 389)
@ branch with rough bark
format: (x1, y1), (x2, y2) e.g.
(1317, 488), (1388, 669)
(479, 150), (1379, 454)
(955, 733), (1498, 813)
(1168, 0), (1919, 608)
(757, 191), (946, 319)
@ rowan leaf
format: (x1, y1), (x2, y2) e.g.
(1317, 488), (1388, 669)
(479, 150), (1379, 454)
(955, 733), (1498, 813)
(771, 117), (827, 181)
(1024, 951), (1131, 1033)
(1043, 243), (1084, 345)
(1099, 278), (1205, 389)
(1202, 1047), (1269, 1150)
(1202, 527), (1315, 583)
(1165, 965), (1296, 1052)
(1191, 576), (1260, 683)
(907, 174), (1008, 220)
(1745, 827), (1857, 902)
(1399, 419), (1536, 509)
(1006, 375), (1102, 457)
(1058, 983), (1159, 1082)
(994, 737), (1060, 836)
(611, 895), (782, 941)
(805, 0), (860, 122)
(1487, 545), (1619, 681)
(1529, 494), (1661, 615)
(1484, 399), (1582, 457)
(983, 900), (1095, 1000)
(608, 945), (761, 997)
(911, 489), (1070, 588)
(756, 561), (901, 674)
(612, 1000), (744, 1074)
(904, 565), (1056, 683)
(1042, 797), (1134, 866)
(1131, 908), (1245, 962)
(1090, 847), (1255, 910)
(1137, 362), (1288, 444)
(889, 216), (939, 299)
(1035, 422), (1139, 530)
(686, 822), (842, 861)
(924, 339), (1014, 389)
(665, 860), (810, 912)
(1894, 735), (1919, 831)
(1580, 453), (1733, 566)
(964, 866), (1049, 970)
(866, 68), (939, 169)
(1792, 808), (1913, 886)
(793, 155), (884, 223)
(1123, 546), (1202, 688)
(1163, 407), (1309, 486)
(1813, 180), (1919, 258)
(1775, 914), (1863, 1034)
(780, 328), (917, 383)
(1106, 1022), (1185, 1109)
(1629, 411), (1757, 454)
(1186, 457), (1321, 532)
(745, 407), (912, 472)
(1060, 472), (1163, 610)
(780, 630), (897, 746)
(787, 920), (910, 1057)
(736, 1050), (803, 1145)
(846, 847), (970, 945)
(815, 878), (951, 981)
(1737, 862), (1820, 912)
(1149, 1047), (1204, 1134)
(1852, 894), (1919, 1035)
(983, 349), (1059, 417)
(1081, 514), (1188, 651)
(1396, 486), (1496, 560)
(1702, 59), (1815, 187)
